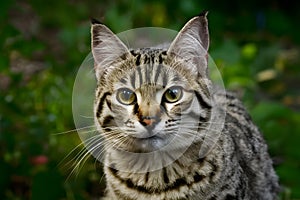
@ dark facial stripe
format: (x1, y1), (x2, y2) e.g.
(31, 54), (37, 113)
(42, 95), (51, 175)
(170, 104), (182, 116)
(130, 50), (138, 56)
(171, 74), (181, 82)
(154, 64), (162, 83)
(158, 53), (163, 64)
(130, 71), (136, 88)
(137, 66), (143, 87)
(96, 92), (111, 118)
(194, 90), (212, 110)
(144, 55), (150, 64)
(162, 71), (168, 87)
(136, 54), (141, 65)
(102, 115), (114, 128)
(151, 54), (155, 63)
(173, 96), (210, 124)
(133, 103), (139, 115)
(120, 78), (127, 84)
(187, 110), (209, 123)
(106, 99), (112, 110)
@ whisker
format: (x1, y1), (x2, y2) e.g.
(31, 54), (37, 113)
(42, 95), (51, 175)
(52, 125), (96, 136)
(61, 133), (106, 179)
(69, 150), (92, 179)
(59, 142), (86, 169)
(61, 132), (101, 166)
(79, 115), (94, 119)
(68, 135), (106, 178)
(177, 120), (225, 126)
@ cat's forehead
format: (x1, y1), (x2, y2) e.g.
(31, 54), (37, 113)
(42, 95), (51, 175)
(129, 48), (167, 66)
(130, 48), (167, 56)
(114, 49), (187, 90)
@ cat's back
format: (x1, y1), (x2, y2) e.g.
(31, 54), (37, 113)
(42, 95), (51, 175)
(215, 90), (280, 199)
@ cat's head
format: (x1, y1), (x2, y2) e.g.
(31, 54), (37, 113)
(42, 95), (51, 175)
(91, 12), (213, 154)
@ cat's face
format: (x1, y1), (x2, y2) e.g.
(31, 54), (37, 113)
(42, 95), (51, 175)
(92, 14), (212, 154)
(100, 54), (207, 153)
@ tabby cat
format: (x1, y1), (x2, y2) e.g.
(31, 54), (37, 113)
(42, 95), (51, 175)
(90, 12), (279, 200)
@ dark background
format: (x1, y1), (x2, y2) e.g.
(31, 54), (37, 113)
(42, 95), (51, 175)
(1, 0), (300, 199)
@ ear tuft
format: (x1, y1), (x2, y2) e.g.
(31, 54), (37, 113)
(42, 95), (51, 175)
(198, 10), (209, 17)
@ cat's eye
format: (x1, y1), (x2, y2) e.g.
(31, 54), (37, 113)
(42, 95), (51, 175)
(117, 88), (136, 105)
(164, 86), (183, 103)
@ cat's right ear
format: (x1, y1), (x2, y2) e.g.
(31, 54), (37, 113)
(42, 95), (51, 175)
(167, 11), (209, 78)
(91, 20), (130, 80)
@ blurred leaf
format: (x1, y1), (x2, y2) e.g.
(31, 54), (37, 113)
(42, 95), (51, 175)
(242, 43), (257, 60)
(0, 160), (10, 198)
(31, 170), (65, 200)
(251, 102), (292, 122)
(105, 8), (132, 32)
(266, 10), (292, 36)
(211, 40), (240, 65)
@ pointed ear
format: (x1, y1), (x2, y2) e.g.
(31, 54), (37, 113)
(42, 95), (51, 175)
(91, 21), (130, 80)
(167, 12), (209, 77)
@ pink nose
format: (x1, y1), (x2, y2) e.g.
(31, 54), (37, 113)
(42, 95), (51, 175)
(142, 118), (156, 126)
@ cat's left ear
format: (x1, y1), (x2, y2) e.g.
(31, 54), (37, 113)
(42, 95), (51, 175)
(91, 19), (130, 80)
(167, 11), (209, 77)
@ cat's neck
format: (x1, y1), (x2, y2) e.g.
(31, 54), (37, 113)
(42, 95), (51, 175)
(105, 141), (219, 174)
(104, 142), (225, 195)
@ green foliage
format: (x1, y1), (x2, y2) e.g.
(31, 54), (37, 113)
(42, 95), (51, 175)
(1, 0), (300, 199)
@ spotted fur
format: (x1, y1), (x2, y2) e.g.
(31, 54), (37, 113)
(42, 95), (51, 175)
(91, 12), (279, 200)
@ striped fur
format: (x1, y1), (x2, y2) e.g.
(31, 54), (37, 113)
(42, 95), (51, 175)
(91, 13), (279, 200)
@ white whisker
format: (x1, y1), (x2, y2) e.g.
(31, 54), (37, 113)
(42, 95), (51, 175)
(52, 125), (96, 136)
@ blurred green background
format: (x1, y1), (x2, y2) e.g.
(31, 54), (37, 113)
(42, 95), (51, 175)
(1, 0), (300, 199)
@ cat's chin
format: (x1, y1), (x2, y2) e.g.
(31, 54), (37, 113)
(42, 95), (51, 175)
(128, 135), (168, 153)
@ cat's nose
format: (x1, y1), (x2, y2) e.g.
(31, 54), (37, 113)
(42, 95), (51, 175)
(140, 116), (160, 127)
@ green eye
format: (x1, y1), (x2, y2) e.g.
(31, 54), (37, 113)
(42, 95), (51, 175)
(117, 88), (136, 105)
(164, 86), (183, 103)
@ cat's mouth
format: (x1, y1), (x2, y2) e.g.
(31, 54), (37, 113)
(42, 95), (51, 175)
(136, 134), (161, 141)
(128, 133), (167, 152)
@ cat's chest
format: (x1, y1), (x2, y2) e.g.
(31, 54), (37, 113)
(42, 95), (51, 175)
(104, 143), (228, 199)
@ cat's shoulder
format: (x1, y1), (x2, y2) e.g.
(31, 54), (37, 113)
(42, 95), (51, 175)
(214, 89), (245, 107)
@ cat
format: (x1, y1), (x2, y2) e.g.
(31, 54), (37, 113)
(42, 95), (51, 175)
(90, 11), (279, 200)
